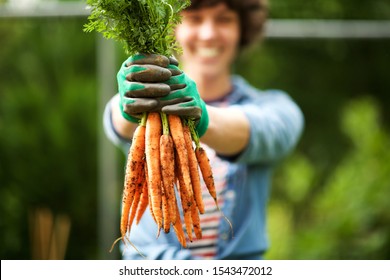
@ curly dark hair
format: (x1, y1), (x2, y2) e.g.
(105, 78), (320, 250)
(185, 0), (268, 49)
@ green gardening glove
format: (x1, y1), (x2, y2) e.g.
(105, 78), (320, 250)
(160, 64), (209, 137)
(117, 53), (172, 122)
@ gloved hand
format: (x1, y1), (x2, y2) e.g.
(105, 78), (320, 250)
(160, 63), (209, 137)
(117, 53), (172, 122)
(117, 54), (209, 137)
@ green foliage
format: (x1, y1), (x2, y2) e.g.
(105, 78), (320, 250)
(84, 0), (190, 56)
(0, 17), (98, 259)
(266, 97), (390, 259)
(310, 97), (390, 259)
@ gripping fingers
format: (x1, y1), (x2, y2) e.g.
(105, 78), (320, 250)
(168, 56), (179, 67)
(125, 82), (171, 98)
(162, 102), (202, 120)
(124, 98), (159, 115)
(126, 64), (172, 83)
(126, 54), (170, 68)
(167, 64), (182, 77)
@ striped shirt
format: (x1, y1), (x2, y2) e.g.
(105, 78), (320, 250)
(186, 144), (229, 259)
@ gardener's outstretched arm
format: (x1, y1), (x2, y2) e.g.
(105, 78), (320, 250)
(105, 54), (252, 157)
(109, 93), (138, 141)
(201, 106), (250, 157)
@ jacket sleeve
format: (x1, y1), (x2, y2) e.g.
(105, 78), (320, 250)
(103, 94), (131, 153)
(232, 89), (304, 165)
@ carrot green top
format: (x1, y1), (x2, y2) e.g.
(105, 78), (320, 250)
(84, 0), (190, 56)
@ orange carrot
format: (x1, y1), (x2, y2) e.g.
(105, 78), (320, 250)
(168, 115), (194, 201)
(190, 200), (202, 240)
(159, 126), (172, 234)
(161, 185), (170, 233)
(145, 112), (163, 233)
(195, 144), (234, 236)
(144, 163), (157, 224)
(176, 157), (193, 242)
(120, 124), (146, 238)
(148, 189), (156, 224)
(127, 164), (145, 232)
(172, 196), (187, 248)
(160, 113), (177, 224)
(195, 146), (217, 203)
(160, 134), (176, 230)
(135, 180), (148, 225)
(183, 124), (205, 214)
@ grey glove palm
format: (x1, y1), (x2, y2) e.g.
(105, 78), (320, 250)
(117, 54), (172, 122)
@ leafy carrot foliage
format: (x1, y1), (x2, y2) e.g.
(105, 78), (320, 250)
(84, 0), (190, 56)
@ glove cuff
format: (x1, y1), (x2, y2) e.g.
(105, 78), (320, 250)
(196, 101), (209, 137)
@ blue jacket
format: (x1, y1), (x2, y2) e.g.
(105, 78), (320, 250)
(103, 75), (304, 259)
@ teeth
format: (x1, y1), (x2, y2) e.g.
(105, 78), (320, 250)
(198, 47), (219, 58)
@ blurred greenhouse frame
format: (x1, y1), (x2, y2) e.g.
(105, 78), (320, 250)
(1, 0), (389, 260)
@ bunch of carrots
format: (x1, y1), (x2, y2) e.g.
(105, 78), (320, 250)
(117, 111), (218, 249)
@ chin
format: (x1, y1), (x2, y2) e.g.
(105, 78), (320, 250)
(199, 69), (223, 80)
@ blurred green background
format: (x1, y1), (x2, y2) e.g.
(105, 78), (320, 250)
(1, 0), (389, 260)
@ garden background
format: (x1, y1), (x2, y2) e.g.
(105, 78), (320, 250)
(1, 0), (390, 260)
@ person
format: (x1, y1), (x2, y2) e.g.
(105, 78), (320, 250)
(103, 0), (304, 260)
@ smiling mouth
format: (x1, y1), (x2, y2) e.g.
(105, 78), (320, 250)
(197, 47), (220, 58)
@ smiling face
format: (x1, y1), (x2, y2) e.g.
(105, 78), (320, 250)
(175, 3), (240, 82)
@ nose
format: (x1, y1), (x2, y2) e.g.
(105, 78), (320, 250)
(198, 19), (218, 41)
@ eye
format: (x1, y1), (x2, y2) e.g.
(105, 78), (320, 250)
(217, 16), (234, 23)
(216, 13), (238, 24)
